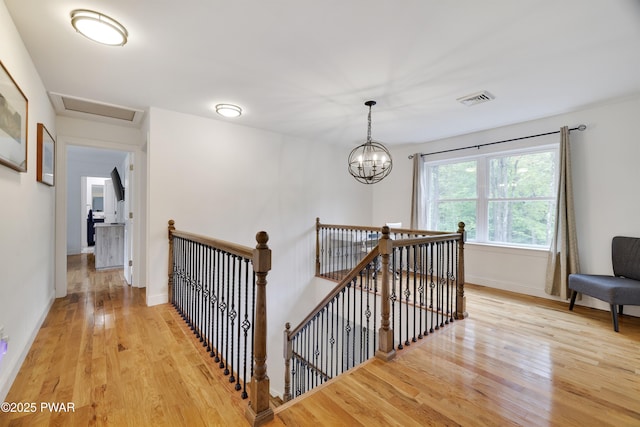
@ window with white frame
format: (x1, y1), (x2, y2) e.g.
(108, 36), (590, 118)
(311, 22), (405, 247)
(424, 144), (558, 248)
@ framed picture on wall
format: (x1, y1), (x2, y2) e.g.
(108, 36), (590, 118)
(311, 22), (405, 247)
(37, 123), (55, 186)
(0, 60), (28, 172)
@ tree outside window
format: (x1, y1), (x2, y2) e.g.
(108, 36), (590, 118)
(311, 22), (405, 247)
(424, 146), (558, 248)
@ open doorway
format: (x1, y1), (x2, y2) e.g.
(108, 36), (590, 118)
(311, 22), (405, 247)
(66, 146), (135, 285)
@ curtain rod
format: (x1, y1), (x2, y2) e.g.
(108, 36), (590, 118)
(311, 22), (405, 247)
(408, 124), (587, 159)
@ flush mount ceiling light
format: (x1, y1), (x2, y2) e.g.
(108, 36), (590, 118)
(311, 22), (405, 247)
(70, 9), (128, 46)
(347, 100), (393, 184)
(215, 104), (243, 118)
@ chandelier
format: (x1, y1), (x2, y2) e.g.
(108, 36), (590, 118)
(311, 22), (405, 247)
(347, 101), (392, 184)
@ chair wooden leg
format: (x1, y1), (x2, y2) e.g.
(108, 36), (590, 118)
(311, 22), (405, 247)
(610, 304), (619, 332)
(569, 290), (578, 310)
(619, 305), (624, 315)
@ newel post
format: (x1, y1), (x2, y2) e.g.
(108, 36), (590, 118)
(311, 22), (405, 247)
(315, 217), (321, 276)
(168, 220), (176, 305)
(283, 322), (292, 402)
(246, 231), (274, 426)
(376, 226), (396, 362)
(456, 222), (468, 319)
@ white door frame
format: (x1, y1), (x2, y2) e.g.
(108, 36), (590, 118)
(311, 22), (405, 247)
(55, 135), (144, 298)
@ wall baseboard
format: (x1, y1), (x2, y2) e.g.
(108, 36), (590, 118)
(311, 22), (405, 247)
(466, 274), (551, 299)
(147, 293), (168, 307)
(0, 292), (55, 402)
(466, 275), (640, 318)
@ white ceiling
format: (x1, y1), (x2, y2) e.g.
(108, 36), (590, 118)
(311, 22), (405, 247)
(5, 0), (640, 146)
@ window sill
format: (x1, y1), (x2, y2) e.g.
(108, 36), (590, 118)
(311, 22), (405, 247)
(465, 241), (549, 257)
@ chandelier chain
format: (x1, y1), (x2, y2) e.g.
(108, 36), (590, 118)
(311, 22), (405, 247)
(367, 105), (372, 144)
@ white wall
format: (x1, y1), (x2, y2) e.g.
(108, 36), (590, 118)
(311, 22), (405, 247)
(0, 1), (57, 401)
(374, 94), (640, 314)
(146, 107), (372, 395)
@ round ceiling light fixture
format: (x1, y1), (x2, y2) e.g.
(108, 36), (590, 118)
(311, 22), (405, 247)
(71, 9), (128, 46)
(215, 104), (243, 118)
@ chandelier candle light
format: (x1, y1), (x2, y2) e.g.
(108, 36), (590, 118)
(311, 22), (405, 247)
(348, 101), (392, 184)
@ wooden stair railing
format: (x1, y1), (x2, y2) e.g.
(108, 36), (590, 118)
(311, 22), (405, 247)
(284, 221), (467, 402)
(168, 220), (273, 427)
(284, 244), (382, 401)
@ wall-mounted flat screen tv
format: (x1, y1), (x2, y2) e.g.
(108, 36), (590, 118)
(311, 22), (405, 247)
(111, 167), (125, 201)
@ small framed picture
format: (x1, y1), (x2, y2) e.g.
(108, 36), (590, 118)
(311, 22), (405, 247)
(0, 60), (28, 172)
(37, 123), (55, 186)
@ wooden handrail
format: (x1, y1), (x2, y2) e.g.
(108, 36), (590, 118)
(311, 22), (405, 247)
(390, 233), (461, 248)
(316, 221), (454, 236)
(288, 246), (381, 338)
(170, 229), (253, 259)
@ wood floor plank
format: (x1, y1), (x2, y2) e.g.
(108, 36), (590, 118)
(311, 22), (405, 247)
(4, 256), (640, 426)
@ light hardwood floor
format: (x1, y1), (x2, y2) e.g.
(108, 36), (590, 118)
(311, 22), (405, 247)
(273, 285), (640, 426)
(2, 254), (249, 427)
(3, 254), (640, 426)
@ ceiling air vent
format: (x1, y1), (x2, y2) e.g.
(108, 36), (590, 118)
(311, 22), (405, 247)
(49, 92), (145, 126)
(457, 90), (495, 107)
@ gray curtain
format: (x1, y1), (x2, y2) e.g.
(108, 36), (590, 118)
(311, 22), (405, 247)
(545, 126), (580, 298)
(409, 154), (425, 271)
(410, 154), (425, 230)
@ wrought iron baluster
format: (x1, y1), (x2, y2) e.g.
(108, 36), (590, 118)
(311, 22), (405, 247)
(412, 244), (418, 343)
(437, 241), (444, 329)
(450, 240), (456, 323)
(180, 237), (185, 317)
(181, 238), (188, 321)
(241, 258), (250, 398)
(203, 245), (210, 349)
(304, 324), (310, 393)
(228, 256), (237, 383)
(197, 242), (203, 341)
(250, 270), (256, 382)
(390, 246), (398, 350)
(217, 250), (225, 366)
(445, 241), (451, 325)
(191, 240), (197, 330)
(330, 298), (336, 378)
(397, 246), (404, 349)
(313, 313), (319, 389)
(373, 259), (378, 353)
(361, 270), (367, 363)
(429, 242), (435, 333)
(211, 249), (219, 359)
(223, 253), (230, 375)
(418, 243), (425, 339)
(319, 309), (325, 384)
(404, 246), (411, 346)
(187, 239), (194, 328)
(173, 237), (180, 313)
(421, 243), (429, 338)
